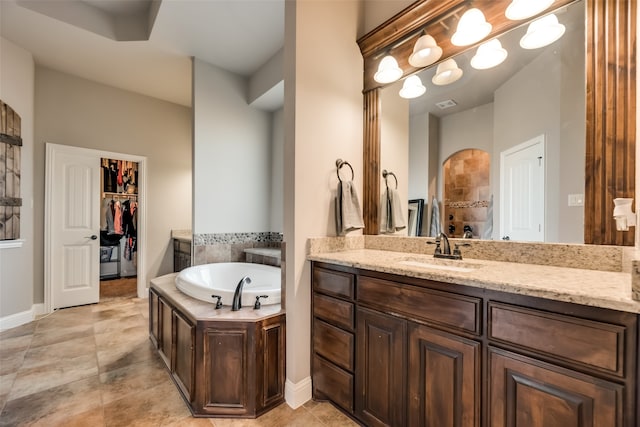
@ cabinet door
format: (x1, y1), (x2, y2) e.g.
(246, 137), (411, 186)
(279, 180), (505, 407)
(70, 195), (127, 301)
(149, 289), (159, 347)
(356, 308), (406, 427)
(259, 316), (285, 409)
(408, 323), (480, 427)
(158, 297), (173, 368)
(201, 324), (252, 416)
(173, 310), (195, 402)
(489, 347), (623, 427)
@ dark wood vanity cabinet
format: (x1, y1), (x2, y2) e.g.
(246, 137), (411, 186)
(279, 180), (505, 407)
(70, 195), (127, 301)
(311, 262), (638, 427)
(149, 287), (285, 418)
(311, 267), (356, 413)
(356, 307), (406, 427)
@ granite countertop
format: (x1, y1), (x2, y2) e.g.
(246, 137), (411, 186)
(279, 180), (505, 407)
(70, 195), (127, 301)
(308, 249), (640, 314)
(171, 229), (192, 242)
(151, 273), (284, 321)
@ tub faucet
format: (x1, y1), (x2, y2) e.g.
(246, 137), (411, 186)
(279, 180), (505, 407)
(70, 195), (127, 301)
(231, 276), (251, 311)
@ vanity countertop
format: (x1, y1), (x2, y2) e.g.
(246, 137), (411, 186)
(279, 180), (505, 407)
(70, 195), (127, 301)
(171, 229), (192, 242)
(308, 249), (640, 314)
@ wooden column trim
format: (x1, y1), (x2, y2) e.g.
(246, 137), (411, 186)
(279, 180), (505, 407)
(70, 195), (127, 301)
(584, 0), (637, 245)
(363, 89), (381, 235)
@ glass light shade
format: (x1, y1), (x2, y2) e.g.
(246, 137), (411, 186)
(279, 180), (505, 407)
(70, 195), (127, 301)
(399, 75), (426, 99)
(520, 14), (566, 49)
(451, 8), (492, 46)
(432, 58), (463, 86)
(374, 55), (403, 83)
(470, 39), (508, 70)
(408, 34), (443, 68)
(505, 0), (554, 20)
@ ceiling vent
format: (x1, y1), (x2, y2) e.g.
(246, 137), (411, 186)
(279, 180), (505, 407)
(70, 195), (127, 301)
(435, 99), (458, 110)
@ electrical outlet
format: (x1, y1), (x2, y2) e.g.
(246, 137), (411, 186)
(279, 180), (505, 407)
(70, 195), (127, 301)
(568, 194), (584, 206)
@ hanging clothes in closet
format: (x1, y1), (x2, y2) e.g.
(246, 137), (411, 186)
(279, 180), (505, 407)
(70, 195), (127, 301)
(121, 199), (137, 261)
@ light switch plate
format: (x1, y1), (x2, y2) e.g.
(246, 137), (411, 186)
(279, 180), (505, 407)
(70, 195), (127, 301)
(568, 194), (584, 206)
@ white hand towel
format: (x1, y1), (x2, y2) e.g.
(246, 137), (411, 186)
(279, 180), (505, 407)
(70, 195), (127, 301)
(336, 180), (364, 235)
(430, 197), (441, 237)
(380, 187), (406, 233)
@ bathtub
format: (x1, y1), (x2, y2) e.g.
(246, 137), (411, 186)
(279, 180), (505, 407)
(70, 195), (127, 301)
(175, 262), (281, 307)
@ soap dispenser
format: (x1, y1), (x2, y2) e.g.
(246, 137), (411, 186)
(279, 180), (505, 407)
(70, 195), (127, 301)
(613, 198), (636, 231)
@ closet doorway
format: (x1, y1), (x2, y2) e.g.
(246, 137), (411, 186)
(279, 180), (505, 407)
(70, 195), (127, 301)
(45, 143), (146, 312)
(100, 157), (139, 299)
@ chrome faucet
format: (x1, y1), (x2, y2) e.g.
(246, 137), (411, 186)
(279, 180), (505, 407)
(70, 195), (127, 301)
(432, 232), (464, 260)
(439, 232), (451, 256)
(231, 276), (251, 311)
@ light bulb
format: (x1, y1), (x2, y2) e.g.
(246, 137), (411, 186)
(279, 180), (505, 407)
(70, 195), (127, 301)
(374, 55), (403, 84)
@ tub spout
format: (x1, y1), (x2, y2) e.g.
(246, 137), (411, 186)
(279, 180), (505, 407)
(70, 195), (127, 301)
(231, 276), (252, 311)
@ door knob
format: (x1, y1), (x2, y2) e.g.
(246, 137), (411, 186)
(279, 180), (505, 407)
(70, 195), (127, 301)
(86, 235), (98, 240)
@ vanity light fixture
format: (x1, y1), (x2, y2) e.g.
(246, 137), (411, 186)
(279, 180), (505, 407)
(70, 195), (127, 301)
(399, 75), (427, 99)
(520, 14), (566, 49)
(505, 0), (554, 20)
(470, 39), (508, 70)
(408, 34), (443, 68)
(451, 8), (492, 46)
(374, 55), (403, 84)
(432, 58), (463, 85)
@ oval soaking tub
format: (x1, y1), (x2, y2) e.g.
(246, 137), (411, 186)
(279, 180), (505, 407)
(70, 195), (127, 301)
(175, 262), (281, 307)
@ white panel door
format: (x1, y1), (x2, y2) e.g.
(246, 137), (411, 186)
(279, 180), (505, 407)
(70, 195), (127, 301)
(500, 135), (545, 242)
(50, 148), (100, 309)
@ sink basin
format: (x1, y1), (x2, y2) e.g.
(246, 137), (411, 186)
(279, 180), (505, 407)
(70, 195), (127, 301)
(397, 257), (482, 273)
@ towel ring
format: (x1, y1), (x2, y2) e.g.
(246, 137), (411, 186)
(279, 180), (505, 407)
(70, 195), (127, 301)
(382, 169), (398, 189)
(336, 159), (354, 182)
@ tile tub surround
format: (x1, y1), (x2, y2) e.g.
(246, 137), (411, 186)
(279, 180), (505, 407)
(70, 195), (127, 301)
(244, 247), (282, 267)
(0, 296), (355, 426)
(151, 273), (284, 320)
(193, 232), (283, 265)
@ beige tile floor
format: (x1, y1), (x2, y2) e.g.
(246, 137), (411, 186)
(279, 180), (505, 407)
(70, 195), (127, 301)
(0, 297), (358, 427)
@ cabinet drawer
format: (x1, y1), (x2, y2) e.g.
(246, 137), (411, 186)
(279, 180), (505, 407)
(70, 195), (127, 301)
(358, 276), (481, 335)
(313, 355), (354, 413)
(174, 239), (191, 254)
(314, 293), (354, 330)
(313, 267), (354, 300)
(488, 302), (625, 376)
(314, 319), (354, 371)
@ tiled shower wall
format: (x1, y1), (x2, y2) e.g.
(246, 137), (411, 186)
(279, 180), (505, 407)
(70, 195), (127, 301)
(192, 232), (283, 265)
(443, 149), (490, 238)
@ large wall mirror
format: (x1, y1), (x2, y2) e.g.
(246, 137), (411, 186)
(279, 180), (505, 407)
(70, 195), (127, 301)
(358, 0), (636, 246)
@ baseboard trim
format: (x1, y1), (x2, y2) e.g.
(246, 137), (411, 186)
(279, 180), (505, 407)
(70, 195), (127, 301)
(0, 307), (34, 332)
(32, 303), (45, 317)
(284, 376), (312, 409)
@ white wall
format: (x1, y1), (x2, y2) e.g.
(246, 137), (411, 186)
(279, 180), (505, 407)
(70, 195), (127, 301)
(439, 103), (494, 203)
(359, 0), (414, 37)
(493, 31), (584, 243)
(271, 108), (284, 233)
(380, 80), (409, 234)
(0, 38), (35, 321)
(192, 59), (273, 234)
(34, 67), (192, 303)
(284, 0), (363, 406)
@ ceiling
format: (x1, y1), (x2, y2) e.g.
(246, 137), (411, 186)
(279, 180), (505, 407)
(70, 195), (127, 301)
(0, 0), (285, 107)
